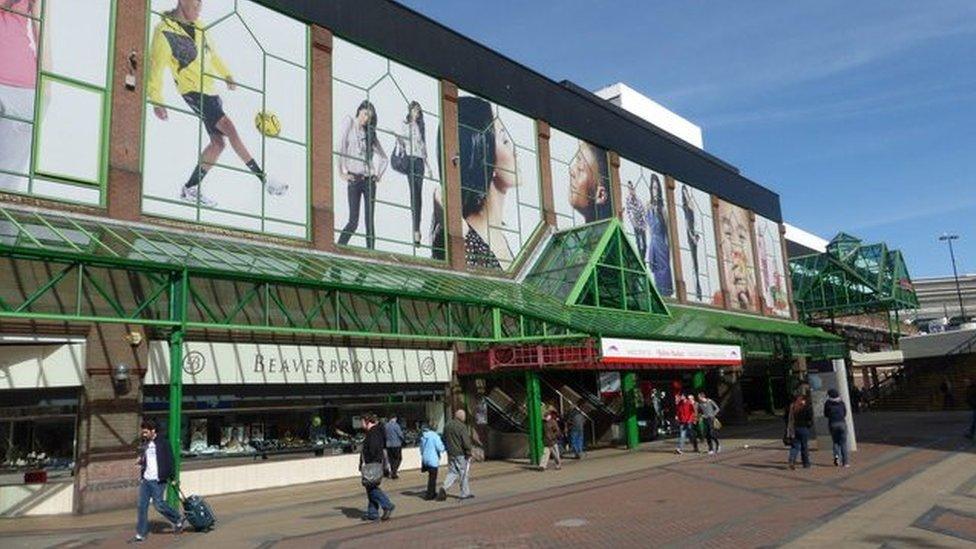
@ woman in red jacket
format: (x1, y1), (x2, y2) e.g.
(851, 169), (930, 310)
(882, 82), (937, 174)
(675, 395), (699, 454)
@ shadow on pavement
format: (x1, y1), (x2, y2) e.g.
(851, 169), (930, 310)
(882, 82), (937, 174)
(335, 506), (365, 520)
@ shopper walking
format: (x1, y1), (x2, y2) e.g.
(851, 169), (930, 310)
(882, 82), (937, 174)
(539, 410), (563, 470)
(697, 392), (722, 454)
(418, 424), (445, 500)
(786, 394), (814, 470)
(823, 389), (850, 467)
(360, 414), (395, 521)
(384, 414), (405, 479)
(569, 408), (586, 459)
(940, 377), (955, 410)
(964, 378), (976, 441)
(438, 409), (473, 500)
(130, 419), (185, 543)
(675, 394), (699, 454)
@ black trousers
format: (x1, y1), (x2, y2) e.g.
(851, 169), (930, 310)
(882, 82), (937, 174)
(337, 175), (377, 249)
(425, 466), (438, 499)
(405, 156), (424, 235)
(387, 447), (402, 477)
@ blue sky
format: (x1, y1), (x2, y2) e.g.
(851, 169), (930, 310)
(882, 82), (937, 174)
(398, 0), (976, 279)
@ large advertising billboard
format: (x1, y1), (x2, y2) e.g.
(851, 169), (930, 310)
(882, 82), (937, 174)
(717, 199), (759, 312)
(549, 127), (613, 230)
(332, 37), (444, 259)
(755, 214), (790, 317)
(143, 0), (309, 238)
(675, 181), (720, 305)
(619, 157), (673, 297)
(0, 0), (114, 206)
(456, 89), (542, 270)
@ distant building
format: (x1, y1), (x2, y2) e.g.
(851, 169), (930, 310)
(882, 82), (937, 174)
(912, 274), (976, 328)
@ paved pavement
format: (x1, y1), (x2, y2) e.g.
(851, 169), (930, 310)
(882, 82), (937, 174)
(1, 411), (974, 548)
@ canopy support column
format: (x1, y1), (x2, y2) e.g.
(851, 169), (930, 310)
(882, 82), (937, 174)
(622, 371), (639, 450)
(525, 370), (543, 466)
(166, 270), (187, 506)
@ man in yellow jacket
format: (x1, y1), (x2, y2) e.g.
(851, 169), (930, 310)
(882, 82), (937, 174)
(147, 0), (287, 207)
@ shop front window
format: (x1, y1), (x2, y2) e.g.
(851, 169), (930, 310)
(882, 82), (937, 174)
(0, 392), (78, 483)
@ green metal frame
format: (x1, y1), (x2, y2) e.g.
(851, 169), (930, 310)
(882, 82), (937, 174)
(621, 371), (639, 449)
(790, 232), (919, 321)
(525, 370), (543, 465)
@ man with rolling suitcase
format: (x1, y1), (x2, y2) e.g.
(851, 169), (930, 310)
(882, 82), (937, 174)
(130, 419), (186, 543)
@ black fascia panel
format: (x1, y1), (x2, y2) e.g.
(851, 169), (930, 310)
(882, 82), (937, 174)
(258, 0), (782, 222)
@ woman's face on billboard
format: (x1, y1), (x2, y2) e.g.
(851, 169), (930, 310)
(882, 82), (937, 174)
(178, 0), (202, 21)
(492, 120), (517, 191)
(569, 143), (598, 209)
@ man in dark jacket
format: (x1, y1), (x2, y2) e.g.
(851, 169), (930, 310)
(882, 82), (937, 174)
(131, 419), (185, 543)
(539, 410), (563, 471)
(438, 409), (473, 500)
(360, 413), (394, 521)
(823, 389), (850, 467)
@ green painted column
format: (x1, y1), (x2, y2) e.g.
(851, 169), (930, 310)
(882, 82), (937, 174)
(166, 271), (187, 506)
(524, 370), (543, 465)
(622, 371), (639, 449)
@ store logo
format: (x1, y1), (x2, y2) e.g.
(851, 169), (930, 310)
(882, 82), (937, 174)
(183, 351), (206, 376)
(420, 356), (436, 376)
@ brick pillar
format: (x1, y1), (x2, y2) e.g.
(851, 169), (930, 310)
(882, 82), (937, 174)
(106, 1), (148, 220)
(665, 176), (686, 303)
(310, 26), (336, 251)
(608, 152), (622, 220)
(441, 81), (465, 271)
(536, 121), (556, 227)
(712, 196), (730, 309)
(779, 223), (799, 320)
(75, 324), (148, 514)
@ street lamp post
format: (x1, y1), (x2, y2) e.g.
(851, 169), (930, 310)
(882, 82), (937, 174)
(938, 233), (967, 321)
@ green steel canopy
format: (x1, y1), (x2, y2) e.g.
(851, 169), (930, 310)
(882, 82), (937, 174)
(790, 232), (919, 320)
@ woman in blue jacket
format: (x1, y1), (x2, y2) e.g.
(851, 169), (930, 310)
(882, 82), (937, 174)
(419, 424), (446, 500)
(823, 389), (850, 467)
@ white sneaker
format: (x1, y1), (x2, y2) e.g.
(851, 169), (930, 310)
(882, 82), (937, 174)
(265, 176), (288, 196)
(708, 450), (715, 455)
(675, 448), (683, 455)
(180, 186), (217, 207)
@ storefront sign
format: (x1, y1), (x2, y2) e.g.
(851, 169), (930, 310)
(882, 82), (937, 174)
(146, 342), (453, 385)
(0, 344), (86, 389)
(600, 338), (742, 366)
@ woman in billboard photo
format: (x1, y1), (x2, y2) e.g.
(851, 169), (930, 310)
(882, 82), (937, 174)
(337, 99), (387, 249)
(147, 0), (288, 208)
(0, 0), (41, 193)
(681, 185), (704, 301)
(569, 142), (610, 224)
(645, 174), (673, 296)
(624, 180), (647, 260)
(393, 101), (432, 246)
(456, 95), (519, 269)
(719, 208), (757, 310)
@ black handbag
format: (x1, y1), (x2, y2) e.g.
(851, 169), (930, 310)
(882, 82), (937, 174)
(391, 141), (410, 175)
(361, 462), (384, 487)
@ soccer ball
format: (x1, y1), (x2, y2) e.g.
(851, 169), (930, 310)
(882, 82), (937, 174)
(254, 111), (281, 137)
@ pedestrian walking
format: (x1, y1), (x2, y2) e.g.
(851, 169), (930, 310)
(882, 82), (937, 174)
(569, 408), (586, 459)
(940, 377), (955, 410)
(675, 394), (699, 454)
(438, 409), (474, 500)
(384, 414), (405, 479)
(823, 388), (850, 467)
(964, 378), (976, 441)
(785, 394), (813, 470)
(130, 419), (185, 543)
(418, 423), (445, 500)
(360, 413), (395, 521)
(697, 392), (722, 454)
(539, 410), (563, 470)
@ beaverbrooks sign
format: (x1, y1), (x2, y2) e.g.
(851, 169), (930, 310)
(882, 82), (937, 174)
(146, 342), (452, 385)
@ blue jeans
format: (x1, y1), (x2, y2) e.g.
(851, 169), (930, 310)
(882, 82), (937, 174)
(789, 427), (811, 467)
(364, 484), (393, 520)
(677, 423), (699, 452)
(136, 479), (182, 538)
(570, 428), (584, 456)
(830, 423), (848, 465)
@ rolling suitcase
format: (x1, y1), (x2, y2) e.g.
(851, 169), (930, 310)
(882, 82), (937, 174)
(177, 485), (216, 532)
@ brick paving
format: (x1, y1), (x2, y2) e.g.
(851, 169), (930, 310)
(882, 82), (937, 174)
(1, 412), (973, 548)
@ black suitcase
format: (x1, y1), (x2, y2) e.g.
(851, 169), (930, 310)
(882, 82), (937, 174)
(177, 486), (216, 532)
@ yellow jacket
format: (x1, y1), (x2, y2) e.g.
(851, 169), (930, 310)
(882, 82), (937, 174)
(147, 14), (232, 104)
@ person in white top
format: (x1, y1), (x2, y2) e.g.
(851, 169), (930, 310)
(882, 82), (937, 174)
(394, 101), (432, 245)
(131, 419), (185, 543)
(337, 100), (387, 250)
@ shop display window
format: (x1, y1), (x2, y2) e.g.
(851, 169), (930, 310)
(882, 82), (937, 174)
(0, 394), (78, 483)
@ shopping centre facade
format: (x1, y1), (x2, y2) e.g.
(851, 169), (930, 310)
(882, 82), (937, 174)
(0, 0), (842, 515)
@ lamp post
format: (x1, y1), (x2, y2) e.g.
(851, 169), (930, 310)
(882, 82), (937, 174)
(938, 233), (966, 321)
